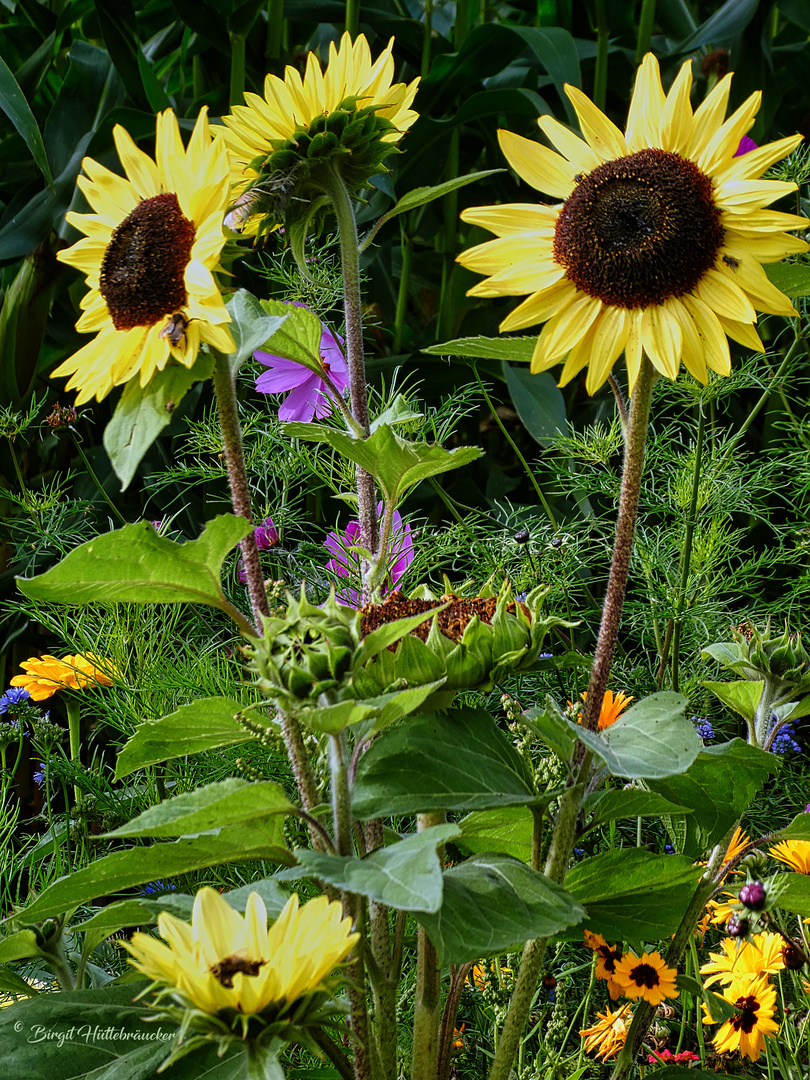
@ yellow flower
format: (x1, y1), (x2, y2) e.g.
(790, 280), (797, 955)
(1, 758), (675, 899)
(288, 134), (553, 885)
(583, 929), (625, 1000)
(457, 53), (807, 395)
(701, 932), (785, 988)
(11, 654), (114, 701)
(703, 973), (778, 1061)
(612, 950), (679, 1006)
(721, 826), (751, 872)
(124, 887), (358, 1017)
(222, 33), (419, 229)
(579, 689), (633, 730)
(580, 1001), (633, 1060)
(770, 839), (810, 874)
(707, 891), (737, 926)
(54, 109), (234, 405)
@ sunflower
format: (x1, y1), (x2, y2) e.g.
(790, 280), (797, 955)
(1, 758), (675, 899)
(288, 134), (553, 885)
(11, 654), (115, 701)
(222, 33), (419, 230)
(54, 109), (234, 405)
(612, 950), (679, 1006)
(457, 53), (807, 395)
(770, 838), (810, 874)
(704, 973), (778, 1061)
(580, 1001), (633, 1060)
(125, 887), (358, 1017)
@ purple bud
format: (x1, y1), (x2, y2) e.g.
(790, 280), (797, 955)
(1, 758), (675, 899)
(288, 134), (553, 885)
(726, 913), (749, 938)
(739, 881), (767, 911)
(254, 518), (279, 551)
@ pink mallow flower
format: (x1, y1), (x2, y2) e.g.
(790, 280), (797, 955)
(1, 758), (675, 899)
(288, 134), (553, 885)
(324, 504), (414, 607)
(648, 1049), (699, 1065)
(254, 312), (349, 423)
(735, 135), (758, 157)
(237, 518), (278, 582)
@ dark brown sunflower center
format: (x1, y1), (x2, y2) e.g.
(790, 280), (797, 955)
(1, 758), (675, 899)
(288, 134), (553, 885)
(630, 963), (660, 989)
(731, 994), (760, 1034)
(210, 955), (263, 988)
(100, 192), (195, 332)
(554, 148), (723, 309)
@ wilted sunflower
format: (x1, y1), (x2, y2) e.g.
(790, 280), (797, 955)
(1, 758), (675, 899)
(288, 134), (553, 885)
(221, 33), (419, 229)
(54, 109), (234, 405)
(458, 53), (807, 394)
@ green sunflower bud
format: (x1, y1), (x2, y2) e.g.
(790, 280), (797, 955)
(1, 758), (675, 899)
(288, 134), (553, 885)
(704, 620), (810, 702)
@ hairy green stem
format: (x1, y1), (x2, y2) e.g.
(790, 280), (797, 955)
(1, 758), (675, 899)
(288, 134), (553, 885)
(345, 0), (359, 37)
(580, 357), (655, 732)
(412, 811), (445, 1080)
(671, 404), (705, 692)
(330, 731), (352, 856)
(635, 0), (657, 62)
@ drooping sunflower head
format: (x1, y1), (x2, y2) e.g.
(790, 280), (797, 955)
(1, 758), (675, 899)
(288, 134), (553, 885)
(221, 33), (419, 232)
(458, 53), (808, 394)
(54, 109), (234, 405)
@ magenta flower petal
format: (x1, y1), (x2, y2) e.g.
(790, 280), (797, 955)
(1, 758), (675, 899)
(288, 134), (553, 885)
(255, 355), (313, 394)
(278, 378), (322, 422)
(734, 135), (758, 157)
(323, 505), (415, 608)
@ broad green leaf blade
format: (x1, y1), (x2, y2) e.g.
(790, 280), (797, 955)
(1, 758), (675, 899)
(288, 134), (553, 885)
(513, 26), (582, 124)
(0, 967), (39, 996)
(765, 261), (810, 299)
(503, 362), (567, 448)
(675, 0), (759, 50)
(256, 296), (324, 373)
(458, 806), (536, 863)
(288, 824), (461, 913)
(379, 169), (503, 221)
(222, 878), (289, 919)
(702, 679), (764, 723)
(115, 697), (258, 779)
(352, 707), (537, 819)
(646, 740), (778, 856)
(422, 336), (536, 363)
(582, 790), (694, 830)
(103, 353), (214, 490)
(775, 812), (810, 841)
(571, 692), (701, 779)
(565, 850), (703, 946)
(415, 854), (586, 966)
(17, 516), (252, 611)
(226, 290), (288, 376)
(13, 827), (293, 924)
(73, 899), (158, 936)
(105, 779), (293, 839)
(0, 928), (44, 963)
(778, 874), (810, 916)
(0, 55), (53, 186)
(523, 703), (577, 763)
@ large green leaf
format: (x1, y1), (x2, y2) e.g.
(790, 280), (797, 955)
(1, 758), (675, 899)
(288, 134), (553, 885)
(415, 854), (586, 966)
(503, 362), (567, 448)
(105, 779), (293, 839)
(12, 826), (292, 924)
(565, 850), (703, 946)
(103, 354), (214, 490)
(289, 824), (461, 913)
(0, 928), (45, 963)
(513, 26), (582, 123)
(227, 291), (290, 377)
(16, 516), (252, 617)
(582, 789), (694, 831)
(458, 806), (535, 863)
(422, 336), (535, 363)
(646, 740), (778, 856)
(764, 262), (810, 299)
(675, 0), (759, 50)
(570, 692), (701, 779)
(775, 812), (810, 841)
(777, 874), (810, 916)
(702, 679), (764, 723)
(114, 697), (259, 780)
(0, 55), (53, 186)
(351, 707), (537, 819)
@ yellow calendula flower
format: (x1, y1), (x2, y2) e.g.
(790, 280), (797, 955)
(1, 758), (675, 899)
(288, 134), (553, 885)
(580, 1001), (633, 1060)
(612, 949), (679, 1006)
(458, 53), (807, 395)
(125, 887), (358, 1017)
(770, 838), (810, 874)
(222, 33), (419, 230)
(54, 108), (234, 405)
(11, 654), (114, 701)
(701, 932), (785, 988)
(703, 973), (778, 1061)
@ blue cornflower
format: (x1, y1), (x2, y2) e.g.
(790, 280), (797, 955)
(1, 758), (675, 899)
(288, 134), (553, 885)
(33, 762), (46, 788)
(141, 880), (177, 895)
(692, 716), (714, 743)
(0, 687), (31, 714)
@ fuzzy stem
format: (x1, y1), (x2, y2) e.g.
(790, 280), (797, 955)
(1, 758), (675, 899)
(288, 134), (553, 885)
(671, 404), (705, 692)
(330, 731), (353, 856)
(635, 0), (657, 62)
(412, 810), (445, 1080)
(65, 697), (82, 807)
(319, 160), (378, 594)
(580, 357), (655, 732)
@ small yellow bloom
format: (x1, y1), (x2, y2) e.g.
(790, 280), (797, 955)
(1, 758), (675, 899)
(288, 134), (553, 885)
(583, 929), (624, 1000)
(11, 654), (114, 701)
(703, 973), (778, 1061)
(701, 932), (785, 988)
(721, 826), (751, 871)
(125, 887), (358, 1017)
(612, 950), (679, 1006)
(580, 1001), (633, 1060)
(770, 839), (810, 874)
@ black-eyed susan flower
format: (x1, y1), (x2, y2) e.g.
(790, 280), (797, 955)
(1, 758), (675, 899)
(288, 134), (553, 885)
(583, 930), (624, 1000)
(221, 33), (419, 232)
(612, 950), (679, 1006)
(11, 654), (114, 701)
(125, 887), (358, 1020)
(770, 838), (810, 874)
(54, 109), (234, 405)
(703, 973), (778, 1061)
(458, 53), (807, 395)
(579, 1001), (633, 1060)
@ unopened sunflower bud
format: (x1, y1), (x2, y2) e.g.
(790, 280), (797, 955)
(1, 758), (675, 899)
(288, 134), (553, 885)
(739, 881), (767, 911)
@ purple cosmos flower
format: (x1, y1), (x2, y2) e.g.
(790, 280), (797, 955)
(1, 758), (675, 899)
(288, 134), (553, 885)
(324, 503), (414, 607)
(735, 135), (758, 157)
(254, 307), (349, 423)
(237, 517), (279, 582)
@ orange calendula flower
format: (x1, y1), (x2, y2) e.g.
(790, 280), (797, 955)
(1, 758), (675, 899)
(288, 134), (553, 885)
(580, 1001), (633, 1060)
(11, 654), (115, 701)
(584, 930), (624, 1000)
(703, 973), (778, 1061)
(770, 839), (810, 874)
(612, 950), (679, 1006)
(721, 826), (752, 871)
(579, 689), (634, 730)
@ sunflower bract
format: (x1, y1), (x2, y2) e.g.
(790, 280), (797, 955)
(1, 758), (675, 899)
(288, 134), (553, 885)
(457, 53), (808, 395)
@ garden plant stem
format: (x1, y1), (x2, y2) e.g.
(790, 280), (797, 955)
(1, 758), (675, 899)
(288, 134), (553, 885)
(412, 810), (445, 1080)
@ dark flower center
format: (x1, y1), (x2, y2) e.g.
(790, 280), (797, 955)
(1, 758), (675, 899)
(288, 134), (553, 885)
(731, 994), (760, 1034)
(554, 149), (724, 309)
(630, 963), (661, 989)
(598, 945), (622, 973)
(100, 193), (195, 331)
(210, 955), (264, 988)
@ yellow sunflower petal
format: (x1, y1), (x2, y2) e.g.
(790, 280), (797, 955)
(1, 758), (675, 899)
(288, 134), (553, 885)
(696, 91), (761, 176)
(687, 74), (733, 159)
(658, 59), (693, 154)
(714, 133), (804, 185)
(497, 128), (576, 200)
(625, 52), (666, 152)
(113, 125), (161, 200)
(681, 295), (732, 376)
(717, 250), (798, 316)
(716, 314), (764, 352)
(535, 292), (602, 362)
(583, 306), (632, 393)
(537, 114), (601, 173)
(461, 203), (559, 235)
(564, 83), (627, 161)
(641, 302), (681, 379)
(695, 267), (757, 323)
(498, 280), (577, 333)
